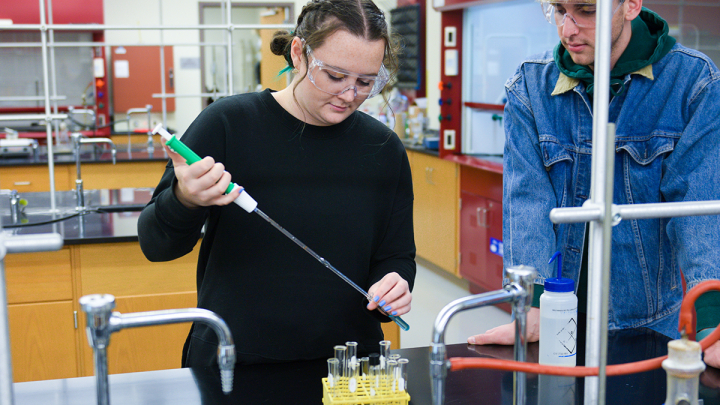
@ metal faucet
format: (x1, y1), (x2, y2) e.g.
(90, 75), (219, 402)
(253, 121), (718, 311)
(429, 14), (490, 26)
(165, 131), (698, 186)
(430, 265), (537, 405)
(125, 105), (155, 155)
(72, 133), (116, 211)
(79, 294), (236, 405)
(8, 191), (20, 224)
(1, 229), (64, 405)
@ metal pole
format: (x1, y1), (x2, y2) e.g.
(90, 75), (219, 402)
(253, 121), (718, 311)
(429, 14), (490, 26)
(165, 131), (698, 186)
(47, 0), (61, 149)
(38, 0), (58, 213)
(0, 234), (13, 405)
(159, 0), (167, 128)
(551, 200), (720, 224)
(585, 0), (614, 402)
(226, 0), (234, 96)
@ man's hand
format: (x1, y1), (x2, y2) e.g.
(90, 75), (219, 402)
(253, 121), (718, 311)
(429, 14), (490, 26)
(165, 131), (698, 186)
(704, 339), (720, 369)
(467, 307), (540, 345)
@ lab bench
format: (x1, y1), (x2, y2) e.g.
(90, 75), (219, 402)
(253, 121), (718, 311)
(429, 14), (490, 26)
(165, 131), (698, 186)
(13, 326), (720, 404)
(2, 188), (399, 383)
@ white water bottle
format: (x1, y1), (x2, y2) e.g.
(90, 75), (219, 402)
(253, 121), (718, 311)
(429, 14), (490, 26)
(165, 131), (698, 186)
(539, 252), (578, 366)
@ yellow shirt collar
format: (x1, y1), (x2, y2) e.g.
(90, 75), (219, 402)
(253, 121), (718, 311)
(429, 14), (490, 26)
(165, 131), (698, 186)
(551, 64), (654, 96)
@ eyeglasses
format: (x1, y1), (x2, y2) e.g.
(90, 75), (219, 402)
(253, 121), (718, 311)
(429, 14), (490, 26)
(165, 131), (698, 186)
(541, 2), (622, 28)
(305, 46), (389, 99)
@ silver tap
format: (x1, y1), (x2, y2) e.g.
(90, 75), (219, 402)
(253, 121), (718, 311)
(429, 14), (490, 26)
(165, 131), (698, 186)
(67, 106), (96, 130)
(125, 105), (155, 155)
(72, 133), (117, 211)
(430, 265), (537, 405)
(1, 230), (63, 405)
(8, 191), (20, 224)
(79, 294), (236, 405)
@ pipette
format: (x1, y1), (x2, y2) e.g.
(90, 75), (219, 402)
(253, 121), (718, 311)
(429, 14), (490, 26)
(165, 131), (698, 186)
(152, 124), (410, 331)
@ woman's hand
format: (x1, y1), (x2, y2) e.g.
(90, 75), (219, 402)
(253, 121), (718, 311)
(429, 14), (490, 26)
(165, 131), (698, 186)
(367, 272), (412, 317)
(163, 139), (240, 209)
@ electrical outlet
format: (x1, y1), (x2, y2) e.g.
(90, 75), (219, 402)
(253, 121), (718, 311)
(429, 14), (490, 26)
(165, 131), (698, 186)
(444, 129), (456, 150)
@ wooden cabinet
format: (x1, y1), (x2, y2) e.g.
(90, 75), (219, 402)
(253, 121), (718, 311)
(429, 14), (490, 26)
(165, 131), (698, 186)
(0, 165), (71, 192)
(408, 151), (459, 275)
(8, 301), (79, 382)
(80, 161), (166, 190)
(5, 248), (77, 382)
(0, 160), (167, 192)
(4, 240), (201, 381)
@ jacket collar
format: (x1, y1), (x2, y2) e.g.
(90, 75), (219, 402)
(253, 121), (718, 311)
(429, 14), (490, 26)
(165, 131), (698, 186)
(552, 64), (654, 96)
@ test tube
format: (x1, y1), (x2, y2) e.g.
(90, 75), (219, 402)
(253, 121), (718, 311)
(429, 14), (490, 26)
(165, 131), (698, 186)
(397, 358), (409, 391)
(327, 358), (340, 397)
(387, 359), (398, 392)
(347, 352), (360, 394)
(379, 340), (391, 374)
(334, 345), (346, 378)
(345, 341), (358, 378)
(360, 357), (369, 377)
(368, 353), (381, 396)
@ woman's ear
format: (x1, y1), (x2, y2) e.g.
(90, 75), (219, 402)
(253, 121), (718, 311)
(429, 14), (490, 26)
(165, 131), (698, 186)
(290, 37), (305, 70)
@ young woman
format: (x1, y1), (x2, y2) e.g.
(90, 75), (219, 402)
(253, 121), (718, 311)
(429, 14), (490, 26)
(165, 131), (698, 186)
(138, 0), (416, 378)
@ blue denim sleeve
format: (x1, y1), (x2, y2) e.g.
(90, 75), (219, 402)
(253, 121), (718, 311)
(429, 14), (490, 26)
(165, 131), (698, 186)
(660, 77), (720, 291)
(503, 71), (558, 283)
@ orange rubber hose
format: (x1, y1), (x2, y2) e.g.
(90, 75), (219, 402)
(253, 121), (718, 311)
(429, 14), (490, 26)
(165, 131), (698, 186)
(450, 280), (720, 376)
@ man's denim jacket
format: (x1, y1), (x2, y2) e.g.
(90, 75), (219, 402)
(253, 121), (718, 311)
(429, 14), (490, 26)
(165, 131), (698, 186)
(503, 43), (720, 338)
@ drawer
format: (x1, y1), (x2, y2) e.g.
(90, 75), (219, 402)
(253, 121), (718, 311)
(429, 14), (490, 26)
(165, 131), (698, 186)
(81, 161), (166, 189)
(79, 241), (198, 297)
(5, 248), (73, 304)
(0, 165), (71, 192)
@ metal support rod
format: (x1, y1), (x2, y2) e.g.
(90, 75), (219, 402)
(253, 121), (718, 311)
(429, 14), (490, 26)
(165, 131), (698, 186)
(0, 41), (235, 48)
(225, 0), (234, 97)
(0, 114), (67, 122)
(551, 200), (720, 224)
(39, 0), (58, 213)
(0, 23), (293, 31)
(159, 0), (168, 128)
(585, 0), (614, 401)
(47, 0), (61, 148)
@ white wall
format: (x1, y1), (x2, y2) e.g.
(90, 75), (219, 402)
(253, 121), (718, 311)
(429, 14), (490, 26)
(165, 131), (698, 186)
(425, 1), (441, 131)
(102, 0), (437, 135)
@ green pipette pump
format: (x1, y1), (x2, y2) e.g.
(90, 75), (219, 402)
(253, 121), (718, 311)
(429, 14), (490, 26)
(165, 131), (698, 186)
(152, 124), (410, 331)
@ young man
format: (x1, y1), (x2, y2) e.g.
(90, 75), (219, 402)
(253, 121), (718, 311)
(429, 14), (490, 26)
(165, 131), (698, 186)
(468, 0), (720, 368)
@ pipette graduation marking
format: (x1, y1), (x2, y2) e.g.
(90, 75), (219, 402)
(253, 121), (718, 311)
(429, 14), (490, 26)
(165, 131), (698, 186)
(152, 125), (410, 331)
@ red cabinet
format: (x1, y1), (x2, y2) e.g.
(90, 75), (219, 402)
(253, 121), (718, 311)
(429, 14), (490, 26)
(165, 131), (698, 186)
(458, 163), (509, 312)
(459, 191), (503, 292)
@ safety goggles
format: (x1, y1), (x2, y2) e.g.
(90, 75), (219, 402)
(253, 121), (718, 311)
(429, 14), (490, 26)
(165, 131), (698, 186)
(305, 46), (389, 99)
(541, 1), (622, 28)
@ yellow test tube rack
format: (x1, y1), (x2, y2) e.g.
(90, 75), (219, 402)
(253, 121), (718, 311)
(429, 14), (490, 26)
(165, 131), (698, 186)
(321, 376), (410, 405)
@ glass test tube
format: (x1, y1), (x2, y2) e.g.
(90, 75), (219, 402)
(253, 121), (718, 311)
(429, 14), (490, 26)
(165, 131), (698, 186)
(379, 340), (391, 374)
(334, 345), (346, 378)
(368, 353), (381, 396)
(347, 352), (360, 394)
(397, 358), (409, 391)
(360, 357), (369, 377)
(387, 359), (398, 392)
(327, 358), (340, 396)
(345, 341), (358, 378)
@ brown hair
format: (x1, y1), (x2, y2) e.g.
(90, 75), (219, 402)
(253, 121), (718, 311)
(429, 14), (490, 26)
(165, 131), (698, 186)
(270, 0), (400, 98)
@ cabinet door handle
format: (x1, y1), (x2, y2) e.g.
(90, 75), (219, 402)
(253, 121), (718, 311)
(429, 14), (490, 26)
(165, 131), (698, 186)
(425, 167), (435, 185)
(477, 207), (489, 228)
(14, 181), (31, 186)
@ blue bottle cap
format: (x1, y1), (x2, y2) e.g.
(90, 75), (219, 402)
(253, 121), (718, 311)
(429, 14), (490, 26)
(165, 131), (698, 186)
(545, 252), (574, 293)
